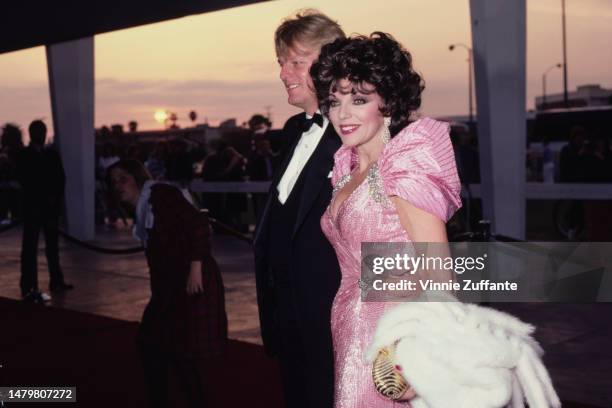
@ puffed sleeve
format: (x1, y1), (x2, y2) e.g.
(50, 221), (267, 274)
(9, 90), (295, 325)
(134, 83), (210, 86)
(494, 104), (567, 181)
(379, 118), (462, 222)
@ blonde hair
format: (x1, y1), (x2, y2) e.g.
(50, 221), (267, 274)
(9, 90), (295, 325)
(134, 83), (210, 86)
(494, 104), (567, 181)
(274, 9), (345, 57)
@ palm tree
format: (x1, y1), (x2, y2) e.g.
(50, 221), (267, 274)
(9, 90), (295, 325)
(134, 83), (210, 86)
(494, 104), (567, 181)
(189, 110), (197, 125)
(128, 120), (138, 132)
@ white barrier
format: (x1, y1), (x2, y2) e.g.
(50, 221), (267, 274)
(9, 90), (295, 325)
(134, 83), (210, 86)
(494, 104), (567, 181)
(188, 180), (612, 200)
(463, 183), (612, 200)
(6, 181), (610, 200)
(190, 180), (271, 193)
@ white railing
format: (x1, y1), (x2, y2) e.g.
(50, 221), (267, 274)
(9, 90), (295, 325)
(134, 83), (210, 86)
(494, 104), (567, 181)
(4, 180), (610, 200)
(189, 180), (271, 193)
(463, 183), (612, 200)
(187, 180), (612, 200)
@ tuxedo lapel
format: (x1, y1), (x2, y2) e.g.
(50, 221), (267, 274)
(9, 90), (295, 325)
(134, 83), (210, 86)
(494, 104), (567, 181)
(292, 125), (341, 238)
(271, 120), (304, 187)
(253, 114), (305, 245)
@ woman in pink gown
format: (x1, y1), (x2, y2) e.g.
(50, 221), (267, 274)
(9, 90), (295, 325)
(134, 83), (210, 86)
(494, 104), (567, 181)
(311, 33), (462, 407)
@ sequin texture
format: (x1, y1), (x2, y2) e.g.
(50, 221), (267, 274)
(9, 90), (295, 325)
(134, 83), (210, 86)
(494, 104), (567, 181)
(366, 164), (392, 207)
(321, 118), (462, 407)
(333, 173), (351, 195)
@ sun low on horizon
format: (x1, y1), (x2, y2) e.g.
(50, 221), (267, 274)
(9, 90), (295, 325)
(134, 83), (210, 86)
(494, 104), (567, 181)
(0, 0), (611, 133)
(153, 110), (169, 125)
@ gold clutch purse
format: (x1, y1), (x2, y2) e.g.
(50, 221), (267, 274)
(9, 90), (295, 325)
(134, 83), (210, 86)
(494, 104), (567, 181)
(372, 345), (409, 400)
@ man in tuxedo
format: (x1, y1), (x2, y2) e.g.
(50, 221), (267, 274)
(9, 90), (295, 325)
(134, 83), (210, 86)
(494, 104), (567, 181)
(253, 10), (345, 408)
(17, 120), (73, 302)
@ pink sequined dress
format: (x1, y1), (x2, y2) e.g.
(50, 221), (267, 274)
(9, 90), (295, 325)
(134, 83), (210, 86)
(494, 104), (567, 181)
(321, 118), (462, 407)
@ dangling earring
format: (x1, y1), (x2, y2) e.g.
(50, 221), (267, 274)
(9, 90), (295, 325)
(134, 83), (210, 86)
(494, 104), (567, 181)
(381, 117), (391, 144)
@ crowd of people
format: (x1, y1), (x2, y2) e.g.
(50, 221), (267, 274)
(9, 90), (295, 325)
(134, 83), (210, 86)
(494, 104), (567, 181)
(559, 125), (612, 183)
(525, 125), (612, 183)
(91, 120), (283, 231)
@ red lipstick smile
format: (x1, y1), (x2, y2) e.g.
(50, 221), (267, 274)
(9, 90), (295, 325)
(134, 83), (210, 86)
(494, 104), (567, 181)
(340, 124), (360, 135)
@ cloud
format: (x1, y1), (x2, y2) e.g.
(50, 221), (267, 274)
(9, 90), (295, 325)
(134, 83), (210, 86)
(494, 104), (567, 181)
(0, 78), (297, 131)
(94, 77), (299, 129)
(94, 77), (478, 129)
(0, 83), (53, 131)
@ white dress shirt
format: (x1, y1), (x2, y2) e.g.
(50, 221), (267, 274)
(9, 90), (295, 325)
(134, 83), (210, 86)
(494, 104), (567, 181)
(276, 113), (328, 204)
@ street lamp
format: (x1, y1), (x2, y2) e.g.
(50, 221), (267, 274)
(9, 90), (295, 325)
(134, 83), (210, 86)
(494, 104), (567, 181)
(449, 43), (474, 124)
(542, 63), (562, 109)
(561, 0), (569, 106)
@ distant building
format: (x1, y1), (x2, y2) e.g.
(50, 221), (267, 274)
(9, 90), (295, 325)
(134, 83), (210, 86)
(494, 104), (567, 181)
(536, 84), (612, 111)
(97, 125), (205, 142)
(94, 123), (225, 157)
(219, 118), (238, 129)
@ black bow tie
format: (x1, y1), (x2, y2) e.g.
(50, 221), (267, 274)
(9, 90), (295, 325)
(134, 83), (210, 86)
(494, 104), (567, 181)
(301, 113), (324, 132)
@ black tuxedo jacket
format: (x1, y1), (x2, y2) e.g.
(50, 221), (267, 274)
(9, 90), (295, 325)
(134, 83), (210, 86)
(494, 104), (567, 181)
(253, 112), (342, 356)
(17, 145), (65, 215)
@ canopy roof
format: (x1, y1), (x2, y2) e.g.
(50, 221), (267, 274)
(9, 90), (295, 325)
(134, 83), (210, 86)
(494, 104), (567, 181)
(0, 0), (267, 54)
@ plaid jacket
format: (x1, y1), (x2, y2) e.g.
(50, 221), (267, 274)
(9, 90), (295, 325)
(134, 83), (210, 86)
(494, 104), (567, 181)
(138, 184), (227, 358)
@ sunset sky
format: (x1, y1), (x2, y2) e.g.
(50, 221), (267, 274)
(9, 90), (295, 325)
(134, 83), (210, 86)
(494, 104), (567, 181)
(0, 0), (610, 134)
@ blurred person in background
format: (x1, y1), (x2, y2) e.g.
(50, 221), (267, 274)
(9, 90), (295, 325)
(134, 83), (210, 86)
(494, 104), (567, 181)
(96, 142), (123, 227)
(145, 141), (169, 180)
(0, 123), (25, 222)
(451, 124), (480, 184)
(582, 133), (612, 240)
(582, 134), (612, 183)
(17, 120), (73, 302)
(201, 141), (247, 231)
(541, 136), (555, 183)
(97, 142), (120, 176)
(248, 114), (273, 145)
(559, 126), (586, 182)
(248, 138), (276, 217)
(165, 139), (195, 185)
(126, 143), (148, 163)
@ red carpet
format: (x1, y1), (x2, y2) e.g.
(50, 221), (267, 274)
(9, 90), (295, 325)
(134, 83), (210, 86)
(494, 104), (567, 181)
(0, 297), (283, 407)
(3, 297), (604, 407)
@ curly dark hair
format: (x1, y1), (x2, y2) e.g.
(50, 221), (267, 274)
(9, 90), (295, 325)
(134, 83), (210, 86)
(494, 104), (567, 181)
(310, 32), (424, 137)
